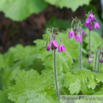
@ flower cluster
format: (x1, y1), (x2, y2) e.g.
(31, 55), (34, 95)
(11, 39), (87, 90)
(68, 18), (86, 42)
(46, 28), (65, 53)
(99, 51), (103, 63)
(68, 28), (86, 42)
(88, 55), (93, 64)
(84, 12), (100, 31)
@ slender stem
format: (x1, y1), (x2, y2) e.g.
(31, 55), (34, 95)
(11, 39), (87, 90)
(54, 49), (60, 100)
(89, 30), (91, 56)
(97, 51), (100, 73)
(79, 28), (82, 68)
(94, 50), (98, 72)
(52, 28), (60, 100)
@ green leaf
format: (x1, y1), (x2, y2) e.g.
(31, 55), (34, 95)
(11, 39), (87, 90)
(84, 29), (102, 52)
(7, 70), (57, 103)
(0, 90), (13, 103)
(34, 29), (79, 73)
(63, 68), (103, 95)
(45, 0), (91, 11)
(0, 0), (47, 21)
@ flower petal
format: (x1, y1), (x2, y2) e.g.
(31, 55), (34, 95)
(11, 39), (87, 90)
(72, 31), (75, 38)
(89, 26), (92, 31)
(47, 41), (52, 46)
(88, 60), (92, 64)
(68, 31), (72, 39)
(61, 45), (65, 52)
(46, 46), (50, 51)
(58, 45), (61, 53)
(81, 31), (86, 35)
(79, 35), (82, 42)
(76, 35), (79, 42)
(52, 40), (58, 48)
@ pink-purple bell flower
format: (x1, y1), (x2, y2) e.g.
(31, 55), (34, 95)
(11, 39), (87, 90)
(46, 40), (58, 51)
(94, 22), (100, 30)
(99, 58), (102, 63)
(89, 26), (92, 31)
(76, 35), (82, 42)
(84, 18), (91, 27)
(58, 44), (65, 53)
(88, 55), (93, 64)
(52, 40), (58, 49)
(88, 59), (92, 64)
(46, 46), (50, 51)
(84, 12), (100, 31)
(88, 13), (96, 21)
(81, 30), (86, 35)
(68, 31), (75, 39)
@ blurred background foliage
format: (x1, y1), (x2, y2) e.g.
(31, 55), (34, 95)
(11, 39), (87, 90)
(0, 0), (102, 52)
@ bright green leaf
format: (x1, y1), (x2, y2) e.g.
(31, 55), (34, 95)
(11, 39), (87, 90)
(0, 0), (47, 21)
(45, 0), (91, 11)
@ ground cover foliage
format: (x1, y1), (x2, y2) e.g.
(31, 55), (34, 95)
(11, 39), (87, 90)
(0, 28), (103, 103)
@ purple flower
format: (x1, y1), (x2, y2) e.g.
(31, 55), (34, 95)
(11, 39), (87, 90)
(88, 55), (93, 64)
(94, 22), (100, 30)
(46, 40), (58, 51)
(89, 26), (92, 31)
(84, 12), (100, 31)
(46, 46), (50, 51)
(52, 40), (58, 49)
(88, 13), (95, 21)
(100, 51), (103, 55)
(68, 31), (75, 39)
(81, 30), (86, 35)
(88, 59), (92, 64)
(76, 35), (82, 42)
(58, 44), (65, 53)
(84, 18), (91, 28)
(99, 58), (102, 63)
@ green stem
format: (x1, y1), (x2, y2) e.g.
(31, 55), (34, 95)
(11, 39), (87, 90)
(52, 27), (60, 100)
(94, 50), (98, 72)
(79, 28), (82, 68)
(54, 49), (60, 100)
(89, 30), (91, 56)
(97, 51), (100, 73)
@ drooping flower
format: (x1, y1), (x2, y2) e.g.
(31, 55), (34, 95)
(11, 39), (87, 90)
(52, 40), (58, 49)
(84, 12), (100, 31)
(99, 58), (102, 63)
(88, 13), (96, 21)
(46, 46), (50, 51)
(88, 60), (92, 64)
(84, 18), (91, 28)
(100, 50), (103, 55)
(89, 26), (92, 31)
(68, 30), (75, 39)
(46, 40), (58, 51)
(76, 35), (82, 42)
(58, 44), (65, 53)
(88, 55), (93, 64)
(94, 22), (100, 30)
(81, 30), (86, 35)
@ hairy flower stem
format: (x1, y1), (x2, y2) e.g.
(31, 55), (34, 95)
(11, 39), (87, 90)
(97, 51), (100, 73)
(89, 30), (91, 56)
(79, 28), (82, 68)
(54, 49), (60, 100)
(94, 50), (98, 72)
(52, 27), (60, 100)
